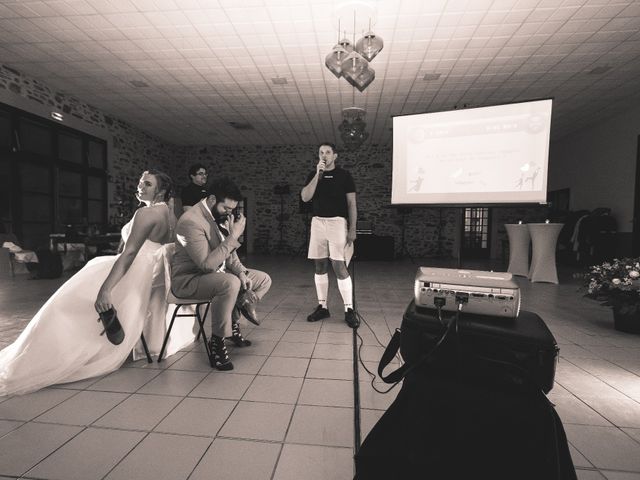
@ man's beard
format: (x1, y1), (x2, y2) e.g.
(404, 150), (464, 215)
(212, 207), (229, 225)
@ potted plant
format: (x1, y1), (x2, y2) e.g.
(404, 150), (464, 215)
(585, 258), (640, 334)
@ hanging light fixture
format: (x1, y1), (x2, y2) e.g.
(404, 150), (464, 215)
(339, 106), (369, 150)
(338, 35), (354, 53)
(325, 20), (352, 78)
(344, 64), (375, 92)
(325, 44), (348, 78)
(341, 51), (368, 79)
(355, 21), (384, 62)
(324, 2), (383, 92)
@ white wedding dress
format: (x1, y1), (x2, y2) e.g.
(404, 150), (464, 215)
(0, 219), (197, 397)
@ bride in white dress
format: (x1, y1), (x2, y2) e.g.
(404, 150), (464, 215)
(0, 169), (187, 396)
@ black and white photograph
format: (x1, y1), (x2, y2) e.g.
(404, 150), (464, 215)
(1, 0), (640, 478)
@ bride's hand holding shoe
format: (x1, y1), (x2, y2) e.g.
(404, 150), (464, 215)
(95, 287), (124, 345)
(95, 287), (113, 314)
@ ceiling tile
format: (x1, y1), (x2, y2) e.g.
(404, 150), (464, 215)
(1, 1), (639, 145)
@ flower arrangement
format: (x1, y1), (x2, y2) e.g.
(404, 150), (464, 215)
(585, 258), (640, 315)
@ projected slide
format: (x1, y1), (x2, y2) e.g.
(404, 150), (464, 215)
(392, 99), (552, 205)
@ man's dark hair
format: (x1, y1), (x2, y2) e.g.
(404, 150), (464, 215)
(188, 163), (207, 177)
(208, 177), (243, 202)
(318, 142), (337, 154)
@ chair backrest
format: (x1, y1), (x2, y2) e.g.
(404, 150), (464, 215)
(160, 243), (176, 300)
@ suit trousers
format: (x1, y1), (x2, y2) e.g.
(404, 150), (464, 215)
(188, 268), (271, 338)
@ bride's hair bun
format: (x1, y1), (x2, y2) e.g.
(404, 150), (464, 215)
(144, 169), (173, 202)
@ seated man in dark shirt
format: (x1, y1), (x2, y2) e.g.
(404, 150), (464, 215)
(181, 164), (209, 213)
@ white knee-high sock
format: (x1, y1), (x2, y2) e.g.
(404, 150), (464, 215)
(314, 273), (329, 308)
(337, 277), (353, 311)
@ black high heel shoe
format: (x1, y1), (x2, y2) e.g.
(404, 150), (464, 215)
(98, 307), (125, 345)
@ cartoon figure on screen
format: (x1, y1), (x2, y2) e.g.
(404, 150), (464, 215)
(516, 161), (541, 190)
(526, 167), (541, 190)
(409, 176), (424, 192)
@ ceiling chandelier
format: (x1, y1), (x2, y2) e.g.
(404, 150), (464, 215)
(324, 3), (383, 92)
(339, 106), (369, 150)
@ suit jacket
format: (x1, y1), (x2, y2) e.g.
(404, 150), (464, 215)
(171, 200), (245, 297)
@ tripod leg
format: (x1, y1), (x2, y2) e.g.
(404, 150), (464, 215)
(398, 212), (415, 264)
(294, 214), (311, 258)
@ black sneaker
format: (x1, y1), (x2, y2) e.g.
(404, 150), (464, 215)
(307, 305), (330, 322)
(228, 322), (252, 347)
(208, 335), (234, 370)
(345, 308), (359, 329)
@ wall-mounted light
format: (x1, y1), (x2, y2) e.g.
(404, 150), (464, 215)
(50, 111), (64, 121)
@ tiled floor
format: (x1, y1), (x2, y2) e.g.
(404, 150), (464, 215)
(1, 255), (640, 479)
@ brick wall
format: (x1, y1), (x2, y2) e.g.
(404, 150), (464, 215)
(184, 144), (466, 258)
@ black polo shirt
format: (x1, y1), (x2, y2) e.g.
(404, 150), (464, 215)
(304, 166), (356, 218)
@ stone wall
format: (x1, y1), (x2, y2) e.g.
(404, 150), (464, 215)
(0, 64), (184, 223)
(183, 144), (548, 259)
(1, 63), (547, 258)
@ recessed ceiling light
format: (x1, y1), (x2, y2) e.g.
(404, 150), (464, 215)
(271, 77), (288, 85)
(588, 65), (612, 75)
(129, 80), (149, 88)
(50, 112), (63, 121)
(423, 73), (441, 81)
(228, 121), (254, 130)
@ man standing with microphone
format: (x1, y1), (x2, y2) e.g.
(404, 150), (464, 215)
(301, 142), (358, 328)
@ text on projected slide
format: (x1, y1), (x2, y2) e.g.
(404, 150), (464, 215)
(406, 112), (549, 194)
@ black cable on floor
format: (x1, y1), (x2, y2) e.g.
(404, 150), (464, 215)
(353, 320), (361, 454)
(349, 252), (362, 454)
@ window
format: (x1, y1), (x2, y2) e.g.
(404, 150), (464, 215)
(19, 118), (52, 157)
(462, 207), (491, 259)
(58, 132), (83, 164)
(87, 175), (106, 224)
(0, 109), (11, 151)
(88, 139), (106, 169)
(1, 101), (109, 247)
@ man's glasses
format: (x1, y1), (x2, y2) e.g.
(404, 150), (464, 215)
(195, 172), (207, 176)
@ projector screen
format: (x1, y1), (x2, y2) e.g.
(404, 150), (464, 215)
(391, 99), (552, 205)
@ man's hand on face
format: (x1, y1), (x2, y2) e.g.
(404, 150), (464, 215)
(228, 212), (246, 240)
(317, 159), (326, 176)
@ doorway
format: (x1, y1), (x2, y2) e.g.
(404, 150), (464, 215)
(461, 207), (491, 259)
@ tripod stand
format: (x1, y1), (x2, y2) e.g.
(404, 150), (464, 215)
(294, 211), (311, 257)
(396, 207), (415, 263)
(274, 185), (290, 252)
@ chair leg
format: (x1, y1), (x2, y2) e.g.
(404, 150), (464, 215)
(139, 333), (153, 363)
(196, 303), (214, 367)
(158, 305), (179, 363)
(195, 303), (201, 341)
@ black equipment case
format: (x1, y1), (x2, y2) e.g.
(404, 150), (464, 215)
(354, 302), (575, 480)
(379, 301), (559, 394)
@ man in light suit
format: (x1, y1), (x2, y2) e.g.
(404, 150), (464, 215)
(172, 177), (271, 370)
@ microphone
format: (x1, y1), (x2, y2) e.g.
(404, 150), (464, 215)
(318, 168), (324, 180)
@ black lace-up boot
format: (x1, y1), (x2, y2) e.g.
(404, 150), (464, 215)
(228, 322), (252, 347)
(208, 335), (234, 370)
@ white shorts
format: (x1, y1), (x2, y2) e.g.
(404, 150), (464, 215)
(308, 216), (348, 261)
